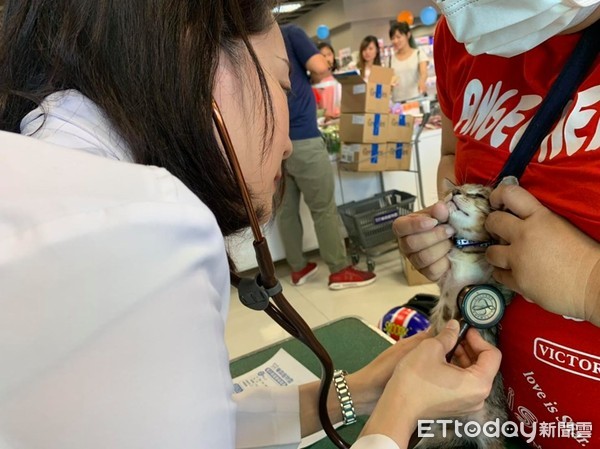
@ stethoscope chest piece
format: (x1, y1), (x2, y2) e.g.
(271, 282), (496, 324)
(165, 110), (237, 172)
(457, 284), (505, 329)
(445, 284), (506, 363)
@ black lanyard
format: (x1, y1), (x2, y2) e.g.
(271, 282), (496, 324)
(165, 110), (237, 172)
(494, 19), (600, 186)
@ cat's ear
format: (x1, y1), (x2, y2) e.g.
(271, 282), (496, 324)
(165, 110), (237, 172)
(441, 178), (456, 194)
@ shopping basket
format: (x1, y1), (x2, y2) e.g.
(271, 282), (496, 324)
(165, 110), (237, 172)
(338, 190), (416, 271)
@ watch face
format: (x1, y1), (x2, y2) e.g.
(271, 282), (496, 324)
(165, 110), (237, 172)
(462, 286), (505, 328)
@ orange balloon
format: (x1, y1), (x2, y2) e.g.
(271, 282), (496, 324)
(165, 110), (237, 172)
(396, 10), (414, 26)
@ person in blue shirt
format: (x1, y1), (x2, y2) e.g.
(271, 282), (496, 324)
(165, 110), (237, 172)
(278, 24), (376, 290)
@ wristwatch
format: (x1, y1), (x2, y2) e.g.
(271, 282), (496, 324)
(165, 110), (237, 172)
(333, 369), (357, 425)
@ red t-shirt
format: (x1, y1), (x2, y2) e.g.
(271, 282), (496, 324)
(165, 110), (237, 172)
(435, 18), (600, 449)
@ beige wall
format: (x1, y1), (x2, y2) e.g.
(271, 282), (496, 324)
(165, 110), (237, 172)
(292, 0), (346, 38)
(292, 0), (439, 62)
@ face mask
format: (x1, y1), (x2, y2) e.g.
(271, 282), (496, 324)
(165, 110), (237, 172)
(436, 0), (600, 57)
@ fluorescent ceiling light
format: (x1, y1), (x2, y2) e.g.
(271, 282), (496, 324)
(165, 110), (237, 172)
(273, 2), (304, 14)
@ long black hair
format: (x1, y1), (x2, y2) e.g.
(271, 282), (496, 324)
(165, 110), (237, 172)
(357, 35), (382, 70)
(317, 42), (338, 72)
(389, 21), (417, 49)
(0, 0), (277, 237)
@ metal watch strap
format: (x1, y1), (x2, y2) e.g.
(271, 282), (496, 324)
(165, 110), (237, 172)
(333, 369), (357, 426)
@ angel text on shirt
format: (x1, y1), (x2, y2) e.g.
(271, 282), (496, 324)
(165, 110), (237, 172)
(454, 79), (600, 162)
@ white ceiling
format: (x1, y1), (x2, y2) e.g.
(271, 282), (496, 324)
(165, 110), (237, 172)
(275, 0), (332, 25)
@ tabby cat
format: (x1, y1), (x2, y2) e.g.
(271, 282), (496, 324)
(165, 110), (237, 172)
(416, 182), (512, 449)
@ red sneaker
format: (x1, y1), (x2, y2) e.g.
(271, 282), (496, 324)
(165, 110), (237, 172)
(328, 266), (377, 290)
(291, 262), (319, 286)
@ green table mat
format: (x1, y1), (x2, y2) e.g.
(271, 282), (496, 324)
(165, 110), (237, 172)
(230, 316), (528, 449)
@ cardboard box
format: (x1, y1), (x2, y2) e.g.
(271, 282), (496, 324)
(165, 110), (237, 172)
(339, 113), (388, 143)
(335, 66), (394, 114)
(385, 142), (412, 171)
(401, 254), (433, 286)
(388, 114), (415, 143)
(339, 143), (386, 172)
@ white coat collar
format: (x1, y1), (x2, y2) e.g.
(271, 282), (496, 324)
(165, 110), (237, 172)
(20, 89), (133, 161)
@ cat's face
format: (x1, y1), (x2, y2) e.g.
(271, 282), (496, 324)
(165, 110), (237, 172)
(442, 183), (493, 241)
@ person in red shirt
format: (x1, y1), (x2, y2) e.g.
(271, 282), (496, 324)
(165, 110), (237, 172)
(394, 3), (600, 449)
(314, 42), (341, 122)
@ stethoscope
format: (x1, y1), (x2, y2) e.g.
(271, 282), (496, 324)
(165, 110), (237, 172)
(445, 284), (506, 362)
(405, 284), (506, 448)
(212, 99), (507, 449)
(212, 100), (351, 449)
(406, 284), (506, 447)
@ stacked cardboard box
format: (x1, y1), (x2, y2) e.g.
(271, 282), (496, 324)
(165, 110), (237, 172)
(386, 113), (415, 171)
(335, 66), (415, 172)
(335, 66), (392, 172)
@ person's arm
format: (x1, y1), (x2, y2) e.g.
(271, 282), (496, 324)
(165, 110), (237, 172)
(296, 322), (500, 448)
(392, 111), (456, 281)
(235, 336), (424, 449)
(485, 181), (600, 328)
(437, 111), (457, 192)
(287, 25), (330, 83)
(0, 140), (238, 448)
(358, 322), (501, 449)
(587, 263), (600, 326)
(417, 59), (428, 95)
(306, 53), (332, 83)
(297, 330), (431, 436)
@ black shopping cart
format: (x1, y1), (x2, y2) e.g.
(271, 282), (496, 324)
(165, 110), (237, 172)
(338, 189), (416, 272)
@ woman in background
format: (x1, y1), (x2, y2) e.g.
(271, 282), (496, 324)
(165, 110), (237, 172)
(357, 35), (381, 81)
(315, 42), (341, 122)
(389, 22), (428, 102)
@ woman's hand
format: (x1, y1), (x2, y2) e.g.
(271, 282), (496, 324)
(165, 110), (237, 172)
(346, 328), (432, 416)
(390, 322), (501, 419)
(360, 321), (501, 448)
(485, 183), (600, 326)
(393, 202), (454, 281)
(299, 328), (431, 436)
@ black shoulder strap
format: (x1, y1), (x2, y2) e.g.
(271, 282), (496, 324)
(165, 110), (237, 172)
(494, 19), (600, 186)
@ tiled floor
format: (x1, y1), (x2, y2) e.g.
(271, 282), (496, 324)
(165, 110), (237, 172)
(225, 248), (439, 360)
(225, 125), (444, 359)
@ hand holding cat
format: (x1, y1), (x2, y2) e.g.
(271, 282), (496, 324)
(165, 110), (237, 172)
(485, 183), (600, 327)
(393, 202), (455, 281)
(361, 320), (501, 448)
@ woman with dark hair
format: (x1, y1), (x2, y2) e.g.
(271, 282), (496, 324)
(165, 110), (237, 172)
(357, 35), (382, 80)
(318, 42), (339, 72)
(0, 1), (501, 448)
(315, 41), (341, 121)
(389, 21), (429, 102)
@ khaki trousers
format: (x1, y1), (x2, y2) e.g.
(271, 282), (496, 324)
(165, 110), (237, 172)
(277, 137), (347, 273)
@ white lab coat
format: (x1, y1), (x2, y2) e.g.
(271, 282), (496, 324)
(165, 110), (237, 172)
(0, 90), (398, 449)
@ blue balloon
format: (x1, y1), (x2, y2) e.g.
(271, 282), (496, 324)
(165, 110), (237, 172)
(420, 6), (438, 26)
(316, 24), (330, 40)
